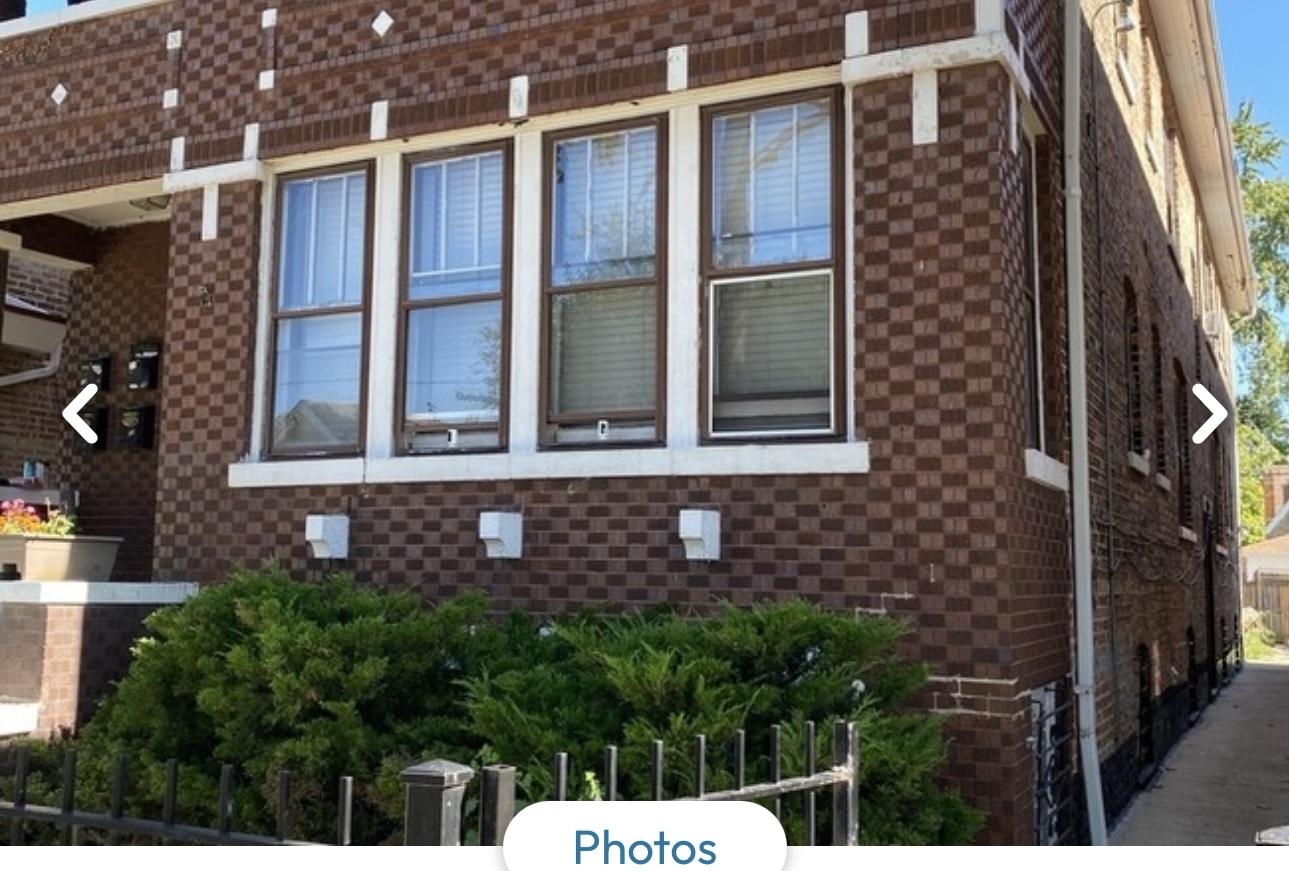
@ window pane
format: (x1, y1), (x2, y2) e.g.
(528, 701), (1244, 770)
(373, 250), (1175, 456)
(405, 300), (502, 424)
(278, 172), (367, 310)
(713, 274), (831, 433)
(712, 98), (832, 269)
(549, 286), (656, 415)
(272, 313), (363, 451)
(409, 152), (505, 300)
(552, 127), (656, 285)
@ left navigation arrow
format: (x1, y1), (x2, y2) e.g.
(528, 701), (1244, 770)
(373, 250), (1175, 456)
(63, 384), (99, 444)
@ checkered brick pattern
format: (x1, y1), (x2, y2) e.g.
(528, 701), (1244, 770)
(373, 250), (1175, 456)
(0, 5), (172, 198)
(1072, 2), (1240, 818)
(0, 0), (1244, 844)
(863, 0), (975, 51)
(1005, 0), (1061, 124)
(33, 603), (156, 736)
(48, 223), (169, 582)
(0, 0), (981, 185)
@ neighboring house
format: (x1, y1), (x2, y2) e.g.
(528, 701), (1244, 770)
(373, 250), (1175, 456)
(1238, 466), (1289, 640)
(0, 0), (1252, 845)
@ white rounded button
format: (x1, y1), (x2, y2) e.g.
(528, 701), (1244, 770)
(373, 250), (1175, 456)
(502, 801), (786, 871)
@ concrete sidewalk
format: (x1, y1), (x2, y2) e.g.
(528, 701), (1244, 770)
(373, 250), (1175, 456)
(1111, 662), (1289, 845)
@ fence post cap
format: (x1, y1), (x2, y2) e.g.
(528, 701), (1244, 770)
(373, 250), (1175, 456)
(401, 760), (475, 788)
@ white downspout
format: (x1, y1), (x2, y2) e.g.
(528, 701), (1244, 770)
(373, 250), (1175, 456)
(0, 341), (62, 388)
(1064, 0), (1109, 845)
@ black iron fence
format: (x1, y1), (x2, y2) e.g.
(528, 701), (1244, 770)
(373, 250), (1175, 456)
(1, 720), (859, 847)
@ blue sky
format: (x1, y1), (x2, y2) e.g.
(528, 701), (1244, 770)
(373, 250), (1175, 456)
(1216, 0), (1289, 149)
(21, 0), (1287, 148)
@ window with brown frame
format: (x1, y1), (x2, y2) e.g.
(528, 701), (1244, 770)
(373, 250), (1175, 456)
(400, 145), (510, 452)
(542, 118), (665, 446)
(269, 164), (372, 456)
(702, 90), (843, 438)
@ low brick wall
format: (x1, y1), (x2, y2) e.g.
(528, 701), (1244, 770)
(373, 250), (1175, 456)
(0, 582), (196, 738)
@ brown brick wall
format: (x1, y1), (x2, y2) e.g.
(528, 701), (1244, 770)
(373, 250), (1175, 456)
(0, 602), (46, 701)
(0, 0), (977, 197)
(1078, 0), (1239, 822)
(0, 259), (70, 480)
(52, 223), (169, 581)
(0, 0), (1244, 845)
(34, 602), (156, 736)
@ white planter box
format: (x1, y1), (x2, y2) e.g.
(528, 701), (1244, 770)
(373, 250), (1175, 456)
(0, 535), (123, 582)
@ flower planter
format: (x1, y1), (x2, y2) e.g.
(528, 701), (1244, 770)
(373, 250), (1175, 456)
(0, 534), (122, 582)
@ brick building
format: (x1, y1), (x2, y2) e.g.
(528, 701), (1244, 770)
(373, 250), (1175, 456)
(0, 0), (1253, 845)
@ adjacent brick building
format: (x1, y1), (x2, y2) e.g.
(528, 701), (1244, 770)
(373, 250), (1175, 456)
(0, 0), (1254, 844)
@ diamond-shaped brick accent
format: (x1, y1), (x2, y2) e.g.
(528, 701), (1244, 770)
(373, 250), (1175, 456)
(50, 84), (68, 106)
(372, 10), (394, 37)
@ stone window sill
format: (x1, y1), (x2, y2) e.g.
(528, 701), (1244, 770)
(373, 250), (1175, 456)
(1025, 449), (1069, 492)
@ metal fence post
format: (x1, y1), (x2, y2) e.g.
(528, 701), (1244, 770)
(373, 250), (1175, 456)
(480, 765), (516, 846)
(401, 761), (475, 846)
(832, 721), (858, 846)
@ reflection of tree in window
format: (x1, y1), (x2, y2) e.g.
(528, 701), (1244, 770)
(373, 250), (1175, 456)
(403, 149), (508, 450)
(707, 94), (837, 437)
(271, 168), (368, 454)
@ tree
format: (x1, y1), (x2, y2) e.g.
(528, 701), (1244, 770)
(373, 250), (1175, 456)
(1239, 421), (1282, 544)
(1232, 103), (1289, 526)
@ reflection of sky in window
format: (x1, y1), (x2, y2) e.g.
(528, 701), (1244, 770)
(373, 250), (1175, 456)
(27, 1), (66, 15)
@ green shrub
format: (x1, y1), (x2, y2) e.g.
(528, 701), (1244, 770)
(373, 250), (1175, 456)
(23, 567), (981, 845)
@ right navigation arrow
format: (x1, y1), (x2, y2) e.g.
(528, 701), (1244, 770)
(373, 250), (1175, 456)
(1191, 384), (1228, 445)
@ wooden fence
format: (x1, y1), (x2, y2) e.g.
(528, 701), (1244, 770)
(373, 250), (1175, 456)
(1248, 572), (1289, 641)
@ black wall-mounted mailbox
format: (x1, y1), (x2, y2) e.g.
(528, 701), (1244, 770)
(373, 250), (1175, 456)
(119, 404), (155, 449)
(77, 406), (108, 451)
(127, 341), (161, 391)
(79, 355), (111, 392)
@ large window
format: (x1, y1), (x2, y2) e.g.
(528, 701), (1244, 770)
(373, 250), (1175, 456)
(1020, 133), (1044, 452)
(703, 91), (841, 437)
(543, 119), (665, 445)
(401, 145), (510, 452)
(270, 166), (371, 455)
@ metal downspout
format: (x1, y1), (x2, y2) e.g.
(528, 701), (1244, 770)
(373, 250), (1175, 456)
(1064, 0), (1110, 845)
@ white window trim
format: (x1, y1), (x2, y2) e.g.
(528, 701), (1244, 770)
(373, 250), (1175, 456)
(707, 269), (838, 440)
(1025, 449), (1069, 492)
(1021, 121), (1047, 456)
(235, 67), (867, 488)
(1127, 450), (1150, 476)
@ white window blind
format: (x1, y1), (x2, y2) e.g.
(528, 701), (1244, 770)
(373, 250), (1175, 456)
(272, 169), (368, 454)
(712, 273), (831, 433)
(549, 285), (656, 416)
(409, 152), (504, 299)
(712, 98), (831, 269)
(552, 127), (657, 285)
(279, 171), (367, 310)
